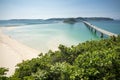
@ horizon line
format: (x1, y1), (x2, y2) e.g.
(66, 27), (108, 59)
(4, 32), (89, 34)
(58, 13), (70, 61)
(0, 16), (118, 20)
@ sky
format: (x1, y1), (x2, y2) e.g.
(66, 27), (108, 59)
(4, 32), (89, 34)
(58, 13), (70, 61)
(0, 0), (120, 20)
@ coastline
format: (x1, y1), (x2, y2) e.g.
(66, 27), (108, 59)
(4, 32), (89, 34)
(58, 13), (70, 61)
(0, 27), (39, 76)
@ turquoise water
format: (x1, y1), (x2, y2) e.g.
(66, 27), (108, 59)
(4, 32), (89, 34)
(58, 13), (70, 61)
(90, 20), (120, 34)
(4, 20), (120, 53)
(4, 22), (100, 52)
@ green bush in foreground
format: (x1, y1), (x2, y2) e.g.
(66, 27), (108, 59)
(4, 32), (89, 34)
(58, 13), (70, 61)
(2, 36), (120, 80)
(0, 67), (8, 80)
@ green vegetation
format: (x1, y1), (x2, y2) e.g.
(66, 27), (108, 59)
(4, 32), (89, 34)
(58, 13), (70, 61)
(1, 36), (120, 80)
(63, 18), (77, 24)
(0, 67), (8, 80)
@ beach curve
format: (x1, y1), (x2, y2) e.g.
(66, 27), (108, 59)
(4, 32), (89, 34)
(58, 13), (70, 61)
(0, 27), (39, 76)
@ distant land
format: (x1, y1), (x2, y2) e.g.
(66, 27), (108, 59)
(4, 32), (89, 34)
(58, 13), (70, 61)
(0, 17), (114, 26)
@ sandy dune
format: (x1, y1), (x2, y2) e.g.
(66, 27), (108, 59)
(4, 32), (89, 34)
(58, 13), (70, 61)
(0, 28), (39, 76)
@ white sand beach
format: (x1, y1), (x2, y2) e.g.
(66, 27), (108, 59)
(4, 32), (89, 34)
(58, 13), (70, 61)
(0, 27), (39, 76)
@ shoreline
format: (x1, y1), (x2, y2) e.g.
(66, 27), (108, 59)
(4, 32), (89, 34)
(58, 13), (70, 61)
(0, 27), (39, 76)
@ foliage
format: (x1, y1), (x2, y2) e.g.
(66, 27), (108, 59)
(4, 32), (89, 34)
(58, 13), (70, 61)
(2, 36), (120, 80)
(0, 67), (8, 80)
(63, 18), (77, 24)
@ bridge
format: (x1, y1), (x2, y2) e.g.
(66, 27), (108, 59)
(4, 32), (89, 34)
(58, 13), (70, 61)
(83, 21), (118, 38)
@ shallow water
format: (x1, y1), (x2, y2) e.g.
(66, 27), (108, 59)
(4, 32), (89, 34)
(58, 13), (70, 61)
(4, 20), (120, 53)
(4, 22), (99, 52)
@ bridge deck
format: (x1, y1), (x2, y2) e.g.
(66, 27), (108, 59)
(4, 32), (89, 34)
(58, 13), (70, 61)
(83, 21), (118, 37)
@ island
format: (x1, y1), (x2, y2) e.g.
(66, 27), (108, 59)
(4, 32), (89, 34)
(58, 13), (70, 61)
(0, 17), (114, 26)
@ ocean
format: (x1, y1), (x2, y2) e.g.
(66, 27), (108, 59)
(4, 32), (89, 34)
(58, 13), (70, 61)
(2, 20), (120, 53)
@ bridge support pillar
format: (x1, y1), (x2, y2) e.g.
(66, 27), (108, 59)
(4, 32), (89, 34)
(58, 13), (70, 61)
(100, 33), (103, 38)
(94, 29), (96, 33)
(90, 28), (93, 31)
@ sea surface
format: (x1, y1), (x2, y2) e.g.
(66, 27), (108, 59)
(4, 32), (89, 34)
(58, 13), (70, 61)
(89, 20), (120, 34)
(2, 20), (120, 53)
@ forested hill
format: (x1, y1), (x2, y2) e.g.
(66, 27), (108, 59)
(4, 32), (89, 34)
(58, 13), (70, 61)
(0, 17), (114, 26)
(1, 36), (120, 80)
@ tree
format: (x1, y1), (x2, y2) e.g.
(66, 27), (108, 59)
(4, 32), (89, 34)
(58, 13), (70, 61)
(9, 36), (120, 80)
(63, 18), (77, 24)
(0, 67), (8, 80)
